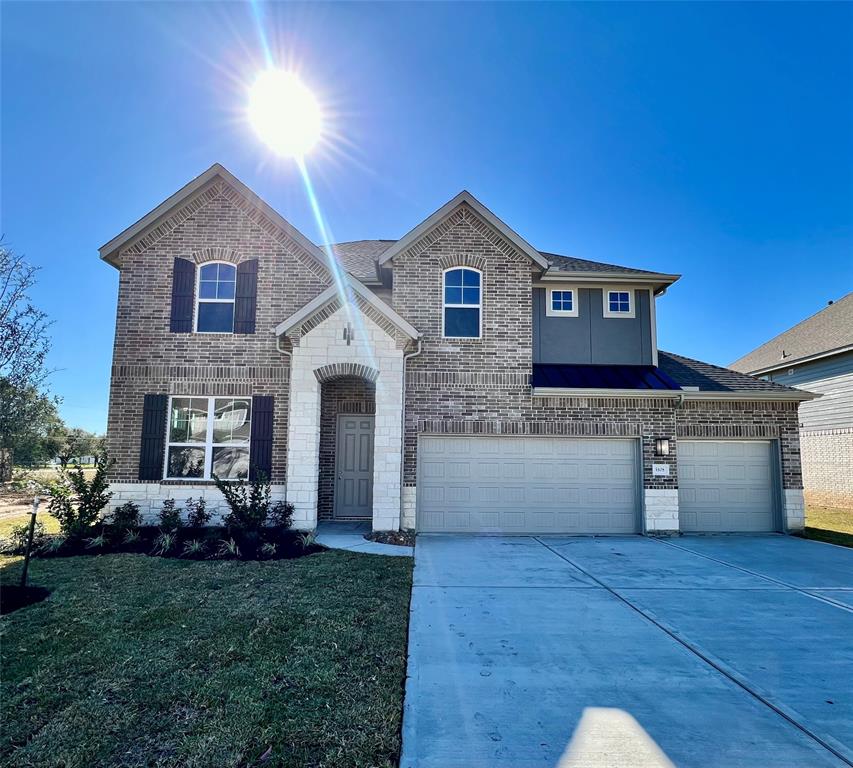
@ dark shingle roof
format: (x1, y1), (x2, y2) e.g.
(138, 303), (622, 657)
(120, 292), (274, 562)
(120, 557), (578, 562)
(539, 252), (663, 276)
(658, 351), (800, 393)
(331, 240), (669, 282)
(730, 292), (853, 373)
(329, 240), (394, 282)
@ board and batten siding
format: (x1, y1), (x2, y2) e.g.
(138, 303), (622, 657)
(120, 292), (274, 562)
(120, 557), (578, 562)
(767, 350), (853, 430)
(533, 287), (653, 365)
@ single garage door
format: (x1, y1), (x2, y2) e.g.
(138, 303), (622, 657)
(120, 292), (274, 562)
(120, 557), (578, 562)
(418, 436), (639, 533)
(678, 440), (777, 532)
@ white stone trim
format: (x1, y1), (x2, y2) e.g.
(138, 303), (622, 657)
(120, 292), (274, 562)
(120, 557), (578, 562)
(402, 486), (417, 530)
(644, 488), (679, 533)
(285, 304), (404, 531)
(782, 488), (805, 533)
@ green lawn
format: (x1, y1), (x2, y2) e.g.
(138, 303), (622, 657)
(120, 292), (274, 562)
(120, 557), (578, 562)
(0, 550), (413, 767)
(804, 504), (853, 548)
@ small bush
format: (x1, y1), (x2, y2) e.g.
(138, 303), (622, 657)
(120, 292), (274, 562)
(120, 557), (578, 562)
(185, 497), (211, 528)
(260, 541), (277, 558)
(0, 521), (45, 554)
(298, 531), (317, 550)
(122, 529), (141, 545)
(270, 500), (295, 530)
(158, 499), (183, 533)
(39, 536), (66, 554)
(84, 533), (107, 550)
(213, 472), (274, 534)
(181, 538), (206, 557)
(47, 456), (114, 540)
(110, 501), (141, 533)
(152, 531), (176, 556)
(217, 538), (241, 558)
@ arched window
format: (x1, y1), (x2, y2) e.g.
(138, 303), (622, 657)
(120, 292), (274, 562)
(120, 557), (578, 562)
(196, 262), (236, 333)
(443, 267), (481, 339)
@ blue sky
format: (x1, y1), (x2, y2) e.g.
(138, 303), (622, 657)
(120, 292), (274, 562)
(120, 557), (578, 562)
(2, 2), (851, 433)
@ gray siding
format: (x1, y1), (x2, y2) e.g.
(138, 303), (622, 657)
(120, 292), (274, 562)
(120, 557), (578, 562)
(766, 351), (853, 431)
(533, 287), (653, 365)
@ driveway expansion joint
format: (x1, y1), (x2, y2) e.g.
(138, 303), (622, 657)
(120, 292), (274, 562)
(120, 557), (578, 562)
(532, 536), (853, 767)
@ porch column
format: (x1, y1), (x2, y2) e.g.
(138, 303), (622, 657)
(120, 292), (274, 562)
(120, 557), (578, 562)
(372, 357), (404, 531)
(285, 345), (321, 530)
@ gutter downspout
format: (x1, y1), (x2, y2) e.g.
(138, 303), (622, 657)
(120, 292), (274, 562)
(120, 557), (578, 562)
(400, 337), (423, 530)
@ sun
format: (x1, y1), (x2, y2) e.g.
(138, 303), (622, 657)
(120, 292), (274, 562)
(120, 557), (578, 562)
(248, 70), (322, 158)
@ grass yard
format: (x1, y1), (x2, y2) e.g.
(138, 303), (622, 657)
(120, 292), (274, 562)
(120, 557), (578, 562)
(0, 550), (413, 768)
(804, 504), (853, 548)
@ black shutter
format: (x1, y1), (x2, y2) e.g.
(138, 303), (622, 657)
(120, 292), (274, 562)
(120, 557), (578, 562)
(169, 258), (196, 333)
(139, 394), (168, 481)
(249, 395), (273, 481)
(234, 259), (258, 334)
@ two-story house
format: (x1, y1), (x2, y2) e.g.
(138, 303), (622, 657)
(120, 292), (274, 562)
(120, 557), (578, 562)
(101, 164), (814, 535)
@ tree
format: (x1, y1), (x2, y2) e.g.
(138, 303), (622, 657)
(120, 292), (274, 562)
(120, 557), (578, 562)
(0, 244), (55, 479)
(57, 427), (102, 467)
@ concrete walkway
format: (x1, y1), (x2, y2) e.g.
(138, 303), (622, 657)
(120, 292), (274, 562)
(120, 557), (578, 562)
(402, 534), (853, 767)
(315, 521), (413, 557)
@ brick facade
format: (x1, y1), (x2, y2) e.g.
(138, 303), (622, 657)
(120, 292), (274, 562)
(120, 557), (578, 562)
(103, 175), (807, 533)
(106, 177), (331, 486)
(317, 377), (376, 520)
(801, 428), (853, 509)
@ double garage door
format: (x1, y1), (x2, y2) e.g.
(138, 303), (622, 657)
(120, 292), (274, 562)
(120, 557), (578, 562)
(418, 436), (640, 534)
(417, 436), (779, 534)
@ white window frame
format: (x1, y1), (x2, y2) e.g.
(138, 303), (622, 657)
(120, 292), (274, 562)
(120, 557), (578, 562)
(603, 287), (636, 319)
(163, 395), (252, 481)
(194, 261), (237, 334)
(545, 285), (579, 317)
(441, 266), (483, 340)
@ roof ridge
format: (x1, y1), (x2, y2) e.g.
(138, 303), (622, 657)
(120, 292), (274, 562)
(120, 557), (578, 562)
(730, 291), (853, 369)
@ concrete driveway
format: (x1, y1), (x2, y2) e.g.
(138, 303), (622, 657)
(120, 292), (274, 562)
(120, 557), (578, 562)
(401, 534), (853, 768)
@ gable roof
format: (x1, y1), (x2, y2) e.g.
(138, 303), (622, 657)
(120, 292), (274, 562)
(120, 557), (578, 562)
(376, 191), (551, 270)
(730, 292), (853, 374)
(330, 240), (393, 283)
(274, 279), (419, 341)
(99, 163), (330, 272)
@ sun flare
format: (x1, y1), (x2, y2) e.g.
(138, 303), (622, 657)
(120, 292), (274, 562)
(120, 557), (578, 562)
(248, 69), (322, 158)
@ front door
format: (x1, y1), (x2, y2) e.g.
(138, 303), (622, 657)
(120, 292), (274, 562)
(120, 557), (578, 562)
(334, 415), (375, 518)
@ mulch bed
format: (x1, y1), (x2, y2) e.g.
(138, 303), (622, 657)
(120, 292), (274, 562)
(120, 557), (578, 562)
(20, 526), (323, 561)
(1, 584), (51, 615)
(365, 529), (416, 547)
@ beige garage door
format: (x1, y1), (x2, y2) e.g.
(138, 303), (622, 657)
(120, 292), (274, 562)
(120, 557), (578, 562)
(417, 436), (639, 534)
(678, 440), (777, 532)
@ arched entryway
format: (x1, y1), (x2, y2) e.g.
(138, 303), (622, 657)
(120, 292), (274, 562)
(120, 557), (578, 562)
(318, 375), (377, 520)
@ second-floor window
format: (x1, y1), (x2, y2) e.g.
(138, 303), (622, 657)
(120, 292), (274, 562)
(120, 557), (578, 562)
(604, 288), (635, 318)
(443, 267), (481, 338)
(197, 262), (236, 333)
(546, 287), (579, 317)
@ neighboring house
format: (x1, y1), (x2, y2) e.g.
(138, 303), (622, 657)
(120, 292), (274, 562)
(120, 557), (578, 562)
(731, 294), (853, 509)
(100, 163), (814, 535)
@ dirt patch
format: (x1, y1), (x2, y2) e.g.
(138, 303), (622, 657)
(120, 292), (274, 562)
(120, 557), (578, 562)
(0, 584), (51, 615)
(365, 529), (415, 547)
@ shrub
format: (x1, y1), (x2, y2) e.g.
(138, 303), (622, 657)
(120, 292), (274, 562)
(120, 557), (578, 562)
(158, 499), (183, 533)
(84, 533), (107, 550)
(39, 535), (66, 554)
(0, 521), (45, 553)
(110, 501), (141, 533)
(152, 531), (176, 556)
(184, 497), (211, 528)
(217, 538), (241, 558)
(213, 472), (275, 534)
(270, 500), (295, 529)
(122, 529), (141, 545)
(47, 456), (113, 540)
(181, 538), (206, 557)
(298, 530), (317, 550)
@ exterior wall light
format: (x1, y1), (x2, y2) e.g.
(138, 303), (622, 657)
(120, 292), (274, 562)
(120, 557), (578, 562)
(655, 438), (670, 457)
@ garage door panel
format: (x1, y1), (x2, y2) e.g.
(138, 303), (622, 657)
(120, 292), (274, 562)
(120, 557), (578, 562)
(419, 436), (639, 533)
(679, 441), (776, 532)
